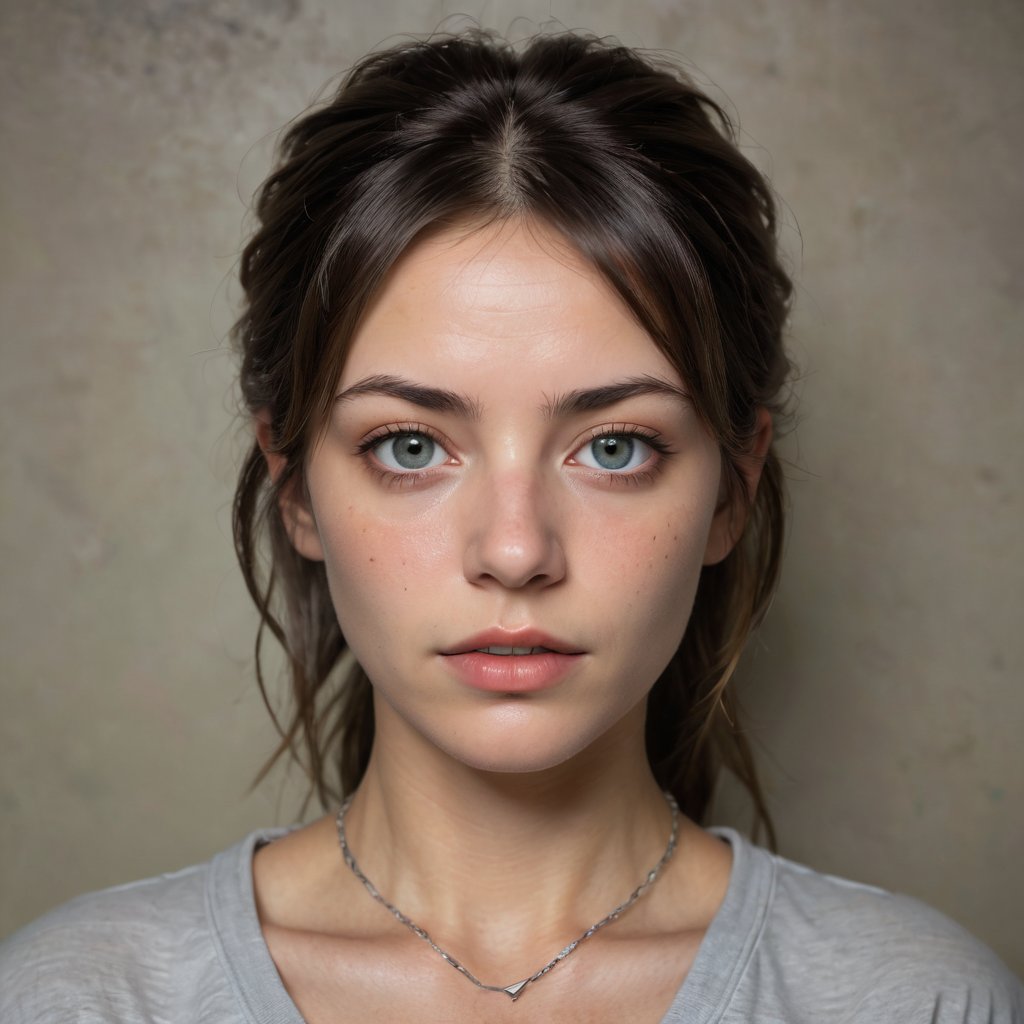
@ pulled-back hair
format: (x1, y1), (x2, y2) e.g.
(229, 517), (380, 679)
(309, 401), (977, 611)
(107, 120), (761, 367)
(233, 28), (792, 845)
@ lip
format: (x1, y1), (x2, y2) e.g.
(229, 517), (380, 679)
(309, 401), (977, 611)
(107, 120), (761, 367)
(441, 628), (585, 657)
(440, 628), (586, 694)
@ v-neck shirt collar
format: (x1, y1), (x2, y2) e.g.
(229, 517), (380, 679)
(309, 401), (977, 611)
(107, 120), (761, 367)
(204, 824), (770, 1023)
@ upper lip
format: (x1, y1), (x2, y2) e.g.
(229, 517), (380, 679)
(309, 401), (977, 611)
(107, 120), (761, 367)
(441, 628), (585, 656)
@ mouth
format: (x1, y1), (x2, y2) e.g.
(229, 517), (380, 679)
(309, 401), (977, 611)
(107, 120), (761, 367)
(442, 629), (585, 658)
(440, 630), (586, 693)
(472, 645), (555, 656)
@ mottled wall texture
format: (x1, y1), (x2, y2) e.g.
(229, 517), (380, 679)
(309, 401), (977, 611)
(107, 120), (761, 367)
(1, 0), (1021, 972)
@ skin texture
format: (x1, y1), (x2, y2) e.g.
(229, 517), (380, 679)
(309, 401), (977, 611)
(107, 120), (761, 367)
(252, 218), (768, 1023)
(284, 218), (736, 776)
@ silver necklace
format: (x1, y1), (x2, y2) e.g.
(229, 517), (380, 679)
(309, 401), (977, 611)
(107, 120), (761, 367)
(334, 791), (680, 1003)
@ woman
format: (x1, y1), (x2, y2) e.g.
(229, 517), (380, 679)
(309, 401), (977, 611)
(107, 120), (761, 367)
(1, 28), (1020, 1023)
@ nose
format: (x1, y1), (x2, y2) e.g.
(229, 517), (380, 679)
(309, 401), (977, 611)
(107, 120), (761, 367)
(462, 469), (567, 590)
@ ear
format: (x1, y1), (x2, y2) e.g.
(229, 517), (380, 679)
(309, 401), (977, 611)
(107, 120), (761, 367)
(255, 410), (325, 562)
(703, 407), (773, 566)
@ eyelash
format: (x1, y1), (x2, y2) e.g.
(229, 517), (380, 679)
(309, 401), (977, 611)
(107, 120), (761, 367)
(353, 422), (455, 488)
(353, 422), (674, 486)
(569, 424), (674, 487)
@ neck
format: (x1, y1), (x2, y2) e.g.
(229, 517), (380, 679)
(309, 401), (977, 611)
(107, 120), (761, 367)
(340, 697), (675, 974)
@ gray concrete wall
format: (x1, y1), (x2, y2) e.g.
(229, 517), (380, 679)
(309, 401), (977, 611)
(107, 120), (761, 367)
(1, 0), (1021, 974)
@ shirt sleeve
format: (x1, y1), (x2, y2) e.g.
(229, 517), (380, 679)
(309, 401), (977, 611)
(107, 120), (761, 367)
(734, 853), (1024, 1023)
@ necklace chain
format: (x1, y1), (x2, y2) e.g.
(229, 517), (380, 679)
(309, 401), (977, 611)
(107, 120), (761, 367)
(334, 791), (680, 1003)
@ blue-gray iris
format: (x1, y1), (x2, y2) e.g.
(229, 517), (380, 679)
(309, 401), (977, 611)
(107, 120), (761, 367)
(592, 436), (633, 470)
(392, 433), (435, 469)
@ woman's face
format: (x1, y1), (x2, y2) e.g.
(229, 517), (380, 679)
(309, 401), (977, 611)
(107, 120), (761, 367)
(288, 219), (733, 775)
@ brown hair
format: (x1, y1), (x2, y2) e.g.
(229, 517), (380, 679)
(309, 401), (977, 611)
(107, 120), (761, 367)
(233, 28), (791, 845)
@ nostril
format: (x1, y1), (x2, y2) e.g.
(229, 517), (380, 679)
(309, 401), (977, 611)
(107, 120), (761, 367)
(465, 531), (567, 590)
(461, 476), (566, 588)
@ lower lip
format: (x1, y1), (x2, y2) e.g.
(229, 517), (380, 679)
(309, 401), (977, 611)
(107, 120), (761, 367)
(443, 652), (583, 693)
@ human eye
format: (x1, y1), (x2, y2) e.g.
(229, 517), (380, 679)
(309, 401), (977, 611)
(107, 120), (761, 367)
(356, 425), (453, 475)
(568, 426), (672, 478)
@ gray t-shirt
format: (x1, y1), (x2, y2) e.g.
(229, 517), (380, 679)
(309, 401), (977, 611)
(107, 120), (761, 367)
(1, 826), (1021, 1022)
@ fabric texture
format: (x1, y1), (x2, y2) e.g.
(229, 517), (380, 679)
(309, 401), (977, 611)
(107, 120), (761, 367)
(1, 825), (1021, 1023)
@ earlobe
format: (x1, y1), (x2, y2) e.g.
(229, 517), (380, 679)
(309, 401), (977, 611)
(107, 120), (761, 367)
(702, 408), (773, 566)
(254, 410), (325, 562)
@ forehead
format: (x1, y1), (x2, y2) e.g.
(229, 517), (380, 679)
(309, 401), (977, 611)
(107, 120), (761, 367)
(337, 218), (682, 391)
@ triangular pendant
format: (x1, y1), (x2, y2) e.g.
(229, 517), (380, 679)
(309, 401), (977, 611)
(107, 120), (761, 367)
(503, 979), (529, 1000)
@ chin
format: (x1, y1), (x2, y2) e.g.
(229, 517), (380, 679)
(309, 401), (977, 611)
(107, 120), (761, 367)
(444, 742), (583, 776)
(426, 700), (640, 778)
(369, 668), (650, 779)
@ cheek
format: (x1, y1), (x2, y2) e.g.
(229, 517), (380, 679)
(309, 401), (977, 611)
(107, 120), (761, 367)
(313, 495), (453, 639)
(598, 497), (713, 595)
(590, 499), (715, 662)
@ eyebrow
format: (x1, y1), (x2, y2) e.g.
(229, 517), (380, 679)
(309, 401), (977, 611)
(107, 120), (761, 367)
(333, 372), (689, 419)
(334, 374), (481, 418)
(543, 375), (690, 419)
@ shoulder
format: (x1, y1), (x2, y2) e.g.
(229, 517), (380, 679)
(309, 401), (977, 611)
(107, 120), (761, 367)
(0, 831), (281, 1024)
(708, 829), (1024, 1022)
